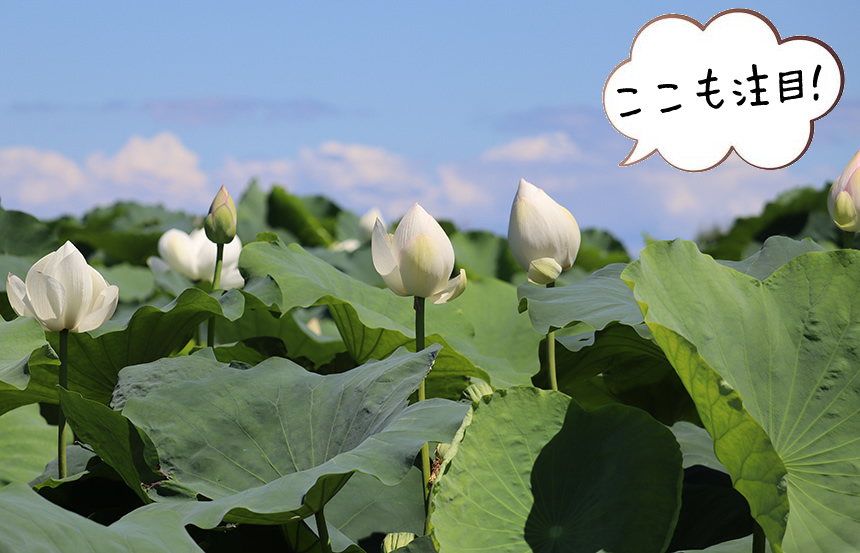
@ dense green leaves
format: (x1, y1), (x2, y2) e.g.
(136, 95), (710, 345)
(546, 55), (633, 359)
(431, 387), (683, 553)
(240, 240), (541, 393)
(624, 240), (860, 552)
(117, 346), (468, 532)
(0, 483), (202, 553)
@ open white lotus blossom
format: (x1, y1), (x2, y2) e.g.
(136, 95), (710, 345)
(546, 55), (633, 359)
(6, 241), (119, 333)
(828, 149), (860, 232)
(508, 178), (581, 285)
(148, 228), (244, 289)
(371, 203), (466, 303)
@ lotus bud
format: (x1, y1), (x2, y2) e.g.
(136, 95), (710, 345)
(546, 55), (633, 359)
(371, 203), (466, 304)
(828, 150), (860, 232)
(6, 241), (119, 333)
(204, 185), (237, 244)
(507, 178), (581, 285)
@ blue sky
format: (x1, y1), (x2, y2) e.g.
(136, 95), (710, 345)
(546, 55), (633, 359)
(1, 1), (858, 253)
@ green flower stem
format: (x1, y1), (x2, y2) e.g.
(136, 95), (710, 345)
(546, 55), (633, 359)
(546, 281), (558, 392)
(414, 296), (431, 526)
(315, 507), (333, 553)
(57, 328), (69, 479)
(752, 521), (765, 553)
(844, 231), (856, 250)
(207, 243), (225, 348)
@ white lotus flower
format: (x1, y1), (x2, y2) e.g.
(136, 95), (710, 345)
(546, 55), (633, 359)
(508, 178), (581, 284)
(828, 150), (860, 232)
(6, 241), (119, 333)
(371, 204), (466, 303)
(148, 228), (244, 289)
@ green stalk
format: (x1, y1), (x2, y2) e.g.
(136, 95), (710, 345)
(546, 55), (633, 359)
(315, 508), (333, 553)
(752, 521), (765, 553)
(414, 296), (431, 531)
(207, 243), (225, 348)
(546, 281), (558, 392)
(844, 231), (856, 250)
(57, 329), (69, 479)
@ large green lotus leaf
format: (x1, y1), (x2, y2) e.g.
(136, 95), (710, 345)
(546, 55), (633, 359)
(0, 317), (50, 391)
(299, 470), (425, 553)
(0, 483), (202, 553)
(622, 240), (860, 552)
(518, 263), (642, 335)
(309, 245), (386, 287)
(58, 388), (162, 503)
(119, 346), (469, 529)
(430, 387), (682, 553)
(98, 263), (156, 303)
(539, 323), (699, 426)
(325, 468), (425, 546)
(0, 404), (55, 485)
(240, 241), (537, 392)
(519, 236), (826, 337)
(0, 206), (60, 257)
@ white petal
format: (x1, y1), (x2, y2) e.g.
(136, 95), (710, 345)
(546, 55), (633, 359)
(74, 285), (118, 333)
(54, 246), (94, 330)
(560, 207), (581, 269)
(398, 233), (450, 298)
(528, 257), (563, 285)
(6, 273), (34, 319)
(26, 249), (58, 285)
(191, 228), (218, 282)
(219, 266), (245, 289)
(159, 229), (199, 280)
(372, 219), (398, 276)
(394, 205), (454, 268)
(371, 221), (408, 296)
(146, 256), (170, 274)
(222, 235), (243, 265)
(428, 269), (467, 304)
(27, 271), (66, 332)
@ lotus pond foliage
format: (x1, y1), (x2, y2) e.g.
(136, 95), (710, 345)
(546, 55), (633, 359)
(0, 175), (858, 553)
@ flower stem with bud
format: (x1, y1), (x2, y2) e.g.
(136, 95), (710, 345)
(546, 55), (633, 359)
(546, 282), (558, 392)
(207, 243), (224, 348)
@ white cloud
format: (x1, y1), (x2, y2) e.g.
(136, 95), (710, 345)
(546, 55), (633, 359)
(481, 132), (581, 163)
(0, 148), (87, 206)
(0, 133), (213, 217)
(217, 157), (296, 188)
(297, 141), (427, 192)
(86, 132), (209, 203)
(437, 165), (488, 207)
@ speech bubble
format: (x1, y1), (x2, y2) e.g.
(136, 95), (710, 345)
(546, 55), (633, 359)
(603, 9), (843, 171)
